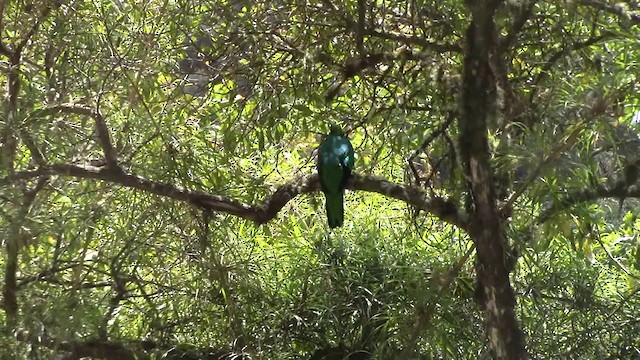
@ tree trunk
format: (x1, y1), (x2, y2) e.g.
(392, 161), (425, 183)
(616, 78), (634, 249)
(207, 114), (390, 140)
(459, 2), (529, 358)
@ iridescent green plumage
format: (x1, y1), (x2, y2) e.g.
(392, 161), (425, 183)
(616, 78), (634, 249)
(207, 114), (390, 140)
(317, 124), (355, 228)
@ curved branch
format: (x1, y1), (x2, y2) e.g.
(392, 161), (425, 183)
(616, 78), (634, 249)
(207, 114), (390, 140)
(0, 164), (468, 229)
(350, 174), (466, 228)
(537, 183), (640, 223)
(399, 243), (475, 359)
(24, 104), (119, 168)
(578, 0), (640, 25)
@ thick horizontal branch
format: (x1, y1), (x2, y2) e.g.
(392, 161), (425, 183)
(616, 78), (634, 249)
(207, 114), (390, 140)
(15, 331), (141, 360)
(349, 174), (467, 228)
(538, 183), (640, 223)
(0, 164), (468, 229)
(14, 331), (240, 360)
(578, 0), (640, 24)
(17, 263), (80, 288)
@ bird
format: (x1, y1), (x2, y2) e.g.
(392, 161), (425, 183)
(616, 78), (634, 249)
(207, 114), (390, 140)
(317, 123), (355, 228)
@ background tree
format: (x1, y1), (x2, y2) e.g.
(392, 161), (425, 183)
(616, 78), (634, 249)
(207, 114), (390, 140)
(1, 0), (639, 359)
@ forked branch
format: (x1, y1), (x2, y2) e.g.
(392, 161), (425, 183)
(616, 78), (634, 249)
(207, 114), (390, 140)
(24, 104), (120, 169)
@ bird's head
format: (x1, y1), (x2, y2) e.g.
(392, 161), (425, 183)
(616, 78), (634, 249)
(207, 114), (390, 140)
(329, 123), (344, 136)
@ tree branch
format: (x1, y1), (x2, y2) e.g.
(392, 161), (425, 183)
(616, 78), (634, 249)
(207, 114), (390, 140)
(14, 331), (242, 360)
(24, 104), (120, 169)
(0, 0), (9, 57)
(537, 182), (640, 224)
(532, 31), (615, 90)
(2, 176), (48, 326)
(503, 120), (586, 212)
(499, 0), (539, 53)
(19, 129), (46, 165)
(407, 112), (456, 186)
(366, 29), (462, 53)
(0, 164), (468, 229)
(15, 5), (51, 54)
(356, 0), (365, 55)
(17, 263), (82, 288)
(399, 244), (475, 359)
(578, 0), (640, 24)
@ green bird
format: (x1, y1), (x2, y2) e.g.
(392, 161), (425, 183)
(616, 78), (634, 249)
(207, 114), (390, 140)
(317, 124), (355, 228)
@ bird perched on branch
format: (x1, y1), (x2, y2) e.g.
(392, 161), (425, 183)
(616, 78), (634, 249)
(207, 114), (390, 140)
(317, 124), (355, 228)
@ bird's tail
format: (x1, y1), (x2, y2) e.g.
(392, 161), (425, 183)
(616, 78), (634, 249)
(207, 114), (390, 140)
(325, 191), (344, 228)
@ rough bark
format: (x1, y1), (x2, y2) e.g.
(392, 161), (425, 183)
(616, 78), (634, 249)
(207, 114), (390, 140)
(459, 1), (528, 358)
(0, 165), (467, 229)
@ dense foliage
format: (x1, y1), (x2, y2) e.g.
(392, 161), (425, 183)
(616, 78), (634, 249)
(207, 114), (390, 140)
(1, 0), (639, 359)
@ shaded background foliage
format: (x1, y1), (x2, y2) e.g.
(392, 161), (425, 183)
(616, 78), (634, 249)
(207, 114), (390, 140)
(1, 0), (640, 359)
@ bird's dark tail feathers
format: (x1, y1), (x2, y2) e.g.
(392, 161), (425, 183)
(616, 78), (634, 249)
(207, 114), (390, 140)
(325, 191), (344, 228)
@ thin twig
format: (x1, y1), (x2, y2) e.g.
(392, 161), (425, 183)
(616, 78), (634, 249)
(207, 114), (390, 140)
(399, 243), (475, 359)
(594, 231), (639, 279)
(503, 120), (586, 211)
(367, 29), (462, 53)
(23, 104), (119, 169)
